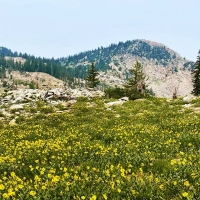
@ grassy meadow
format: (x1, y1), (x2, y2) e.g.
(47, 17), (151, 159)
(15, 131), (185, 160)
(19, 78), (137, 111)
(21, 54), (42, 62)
(0, 97), (200, 199)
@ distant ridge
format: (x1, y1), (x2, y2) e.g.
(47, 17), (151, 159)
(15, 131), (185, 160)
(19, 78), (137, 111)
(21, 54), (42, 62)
(0, 39), (195, 97)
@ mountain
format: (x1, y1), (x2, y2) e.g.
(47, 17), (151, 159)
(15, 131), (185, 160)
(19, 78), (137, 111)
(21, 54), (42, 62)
(57, 39), (195, 97)
(0, 39), (195, 97)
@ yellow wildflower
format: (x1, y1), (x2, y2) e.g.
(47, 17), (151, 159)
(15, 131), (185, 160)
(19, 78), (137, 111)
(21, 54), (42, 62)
(131, 189), (136, 195)
(182, 192), (188, 197)
(110, 181), (115, 189)
(173, 181), (177, 186)
(52, 175), (60, 183)
(103, 194), (108, 199)
(159, 184), (164, 189)
(2, 193), (9, 199)
(0, 184), (5, 190)
(42, 185), (46, 190)
(29, 190), (36, 196)
(184, 181), (190, 187)
(90, 195), (97, 200)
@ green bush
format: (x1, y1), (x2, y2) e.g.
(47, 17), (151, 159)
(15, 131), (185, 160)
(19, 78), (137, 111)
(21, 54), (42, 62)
(104, 87), (125, 99)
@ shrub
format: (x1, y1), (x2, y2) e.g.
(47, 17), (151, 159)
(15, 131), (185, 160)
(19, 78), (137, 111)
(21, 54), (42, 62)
(104, 87), (125, 99)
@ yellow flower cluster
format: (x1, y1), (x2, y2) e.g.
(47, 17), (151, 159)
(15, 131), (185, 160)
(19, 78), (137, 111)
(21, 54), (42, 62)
(0, 98), (199, 199)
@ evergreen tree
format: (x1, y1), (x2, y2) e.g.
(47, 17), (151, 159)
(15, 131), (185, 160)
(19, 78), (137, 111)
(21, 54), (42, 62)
(125, 61), (145, 87)
(124, 61), (147, 99)
(86, 62), (99, 88)
(192, 50), (200, 96)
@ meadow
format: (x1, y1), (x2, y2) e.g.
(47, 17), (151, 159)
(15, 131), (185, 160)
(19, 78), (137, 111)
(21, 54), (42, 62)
(0, 97), (199, 199)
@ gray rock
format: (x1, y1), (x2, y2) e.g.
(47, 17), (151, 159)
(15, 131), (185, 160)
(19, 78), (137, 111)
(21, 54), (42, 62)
(183, 96), (191, 103)
(105, 101), (124, 108)
(9, 119), (17, 125)
(10, 104), (24, 110)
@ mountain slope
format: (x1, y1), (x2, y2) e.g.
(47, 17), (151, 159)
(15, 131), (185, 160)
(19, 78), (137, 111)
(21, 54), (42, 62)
(1, 39), (195, 97)
(58, 39), (194, 97)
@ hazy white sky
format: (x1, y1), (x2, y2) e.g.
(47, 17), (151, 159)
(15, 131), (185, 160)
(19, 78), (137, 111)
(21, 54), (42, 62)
(0, 0), (199, 61)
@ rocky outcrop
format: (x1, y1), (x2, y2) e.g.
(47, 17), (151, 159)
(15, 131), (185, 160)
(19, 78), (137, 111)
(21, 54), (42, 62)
(0, 88), (105, 105)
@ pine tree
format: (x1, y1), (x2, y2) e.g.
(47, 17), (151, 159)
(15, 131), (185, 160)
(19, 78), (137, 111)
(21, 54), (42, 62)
(125, 61), (145, 86)
(192, 50), (200, 96)
(124, 61), (147, 99)
(86, 62), (99, 88)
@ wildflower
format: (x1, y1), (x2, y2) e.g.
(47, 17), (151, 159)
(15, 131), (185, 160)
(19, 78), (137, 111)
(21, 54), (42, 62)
(52, 175), (60, 183)
(0, 184), (5, 190)
(159, 184), (164, 189)
(64, 172), (70, 177)
(182, 192), (188, 197)
(116, 179), (120, 184)
(8, 188), (15, 196)
(66, 182), (71, 186)
(155, 178), (160, 183)
(184, 181), (190, 187)
(18, 184), (24, 189)
(110, 181), (115, 189)
(117, 188), (121, 193)
(81, 196), (86, 199)
(42, 185), (46, 190)
(173, 181), (177, 186)
(103, 194), (108, 199)
(34, 175), (41, 182)
(11, 172), (16, 177)
(73, 174), (79, 180)
(29, 190), (36, 196)
(90, 195), (97, 200)
(131, 189), (136, 195)
(40, 171), (44, 175)
(2, 193), (9, 199)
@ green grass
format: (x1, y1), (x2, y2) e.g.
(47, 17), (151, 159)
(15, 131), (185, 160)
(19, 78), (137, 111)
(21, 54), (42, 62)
(0, 97), (199, 199)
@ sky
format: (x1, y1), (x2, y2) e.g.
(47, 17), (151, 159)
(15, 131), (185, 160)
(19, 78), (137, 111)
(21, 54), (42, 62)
(0, 0), (199, 61)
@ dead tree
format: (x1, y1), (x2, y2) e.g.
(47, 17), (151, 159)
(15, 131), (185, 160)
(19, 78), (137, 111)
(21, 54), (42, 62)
(173, 87), (178, 99)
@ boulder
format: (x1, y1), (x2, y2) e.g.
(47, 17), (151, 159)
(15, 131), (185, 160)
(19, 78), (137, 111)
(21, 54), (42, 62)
(183, 96), (191, 103)
(105, 101), (124, 108)
(9, 119), (17, 125)
(10, 104), (24, 111)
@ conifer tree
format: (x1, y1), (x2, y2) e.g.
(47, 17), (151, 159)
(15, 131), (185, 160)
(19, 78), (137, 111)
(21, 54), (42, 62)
(124, 61), (147, 99)
(125, 61), (146, 87)
(86, 62), (99, 88)
(192, 50), (200, 96)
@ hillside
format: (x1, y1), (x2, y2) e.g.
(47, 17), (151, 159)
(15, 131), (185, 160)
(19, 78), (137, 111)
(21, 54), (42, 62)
(58, 39), (194, 97)
(0, 71), (67, 93)
(0, 47), (68, 81)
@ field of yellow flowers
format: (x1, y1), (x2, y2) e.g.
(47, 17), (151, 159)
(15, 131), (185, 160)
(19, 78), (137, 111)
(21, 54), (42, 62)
(0, 97), (200, 199)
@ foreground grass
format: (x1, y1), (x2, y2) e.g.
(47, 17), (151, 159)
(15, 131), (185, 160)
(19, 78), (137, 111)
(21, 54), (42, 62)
(0, 97), (200, 199)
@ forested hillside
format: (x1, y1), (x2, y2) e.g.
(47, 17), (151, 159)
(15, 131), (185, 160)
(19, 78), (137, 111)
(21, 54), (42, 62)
(0, 47), (68, 81)
(57, 39), (194, 81)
